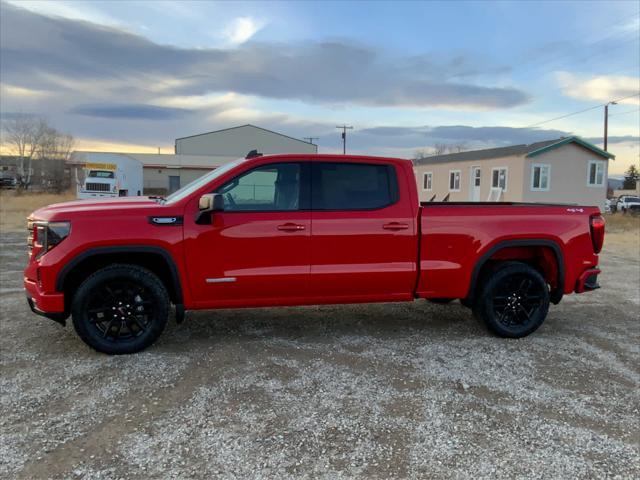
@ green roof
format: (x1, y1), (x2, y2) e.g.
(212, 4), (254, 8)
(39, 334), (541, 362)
(526, 136), (615, 159)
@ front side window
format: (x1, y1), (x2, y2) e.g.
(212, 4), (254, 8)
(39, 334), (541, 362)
(423, 172), (433, 191)
(531, 164), (550, 191)
(449, 170), (461, 191)
(312, 162), (398, 210)
(587, 160), (605, 186)
(216, 163), (301, 211)
(492, 167), (508, 191)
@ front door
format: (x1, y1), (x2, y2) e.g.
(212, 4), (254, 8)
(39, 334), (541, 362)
(470, 166), (481, 201)
(184, 162), (311, 308)
(309, 161), (417, 302)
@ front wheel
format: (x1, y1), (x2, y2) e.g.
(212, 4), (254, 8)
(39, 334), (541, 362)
(71, 264), (169, 354)
(473, 262), (550, 338)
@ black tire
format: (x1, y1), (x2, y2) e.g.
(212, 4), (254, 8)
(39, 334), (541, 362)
(427, 298), (455, 304)
(71, 264), (169, 354)
(472, 262), (550, 338)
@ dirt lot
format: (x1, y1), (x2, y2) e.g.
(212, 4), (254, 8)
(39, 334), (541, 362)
(1, 220), (639, 478)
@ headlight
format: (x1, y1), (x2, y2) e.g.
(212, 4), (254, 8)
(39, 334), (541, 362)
(30, 221), (71, 258)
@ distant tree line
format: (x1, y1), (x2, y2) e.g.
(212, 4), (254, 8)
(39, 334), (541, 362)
(412, 143), (468, 162)
(1, 114), (75, 191)
(623, 164), (639, 190)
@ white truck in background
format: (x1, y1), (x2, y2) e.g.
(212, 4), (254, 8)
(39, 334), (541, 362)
(73, 153), (143, 199)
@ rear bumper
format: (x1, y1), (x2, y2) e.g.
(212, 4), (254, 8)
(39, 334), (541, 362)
(24, 277), (68, 324)
(575, 268), (601, 293)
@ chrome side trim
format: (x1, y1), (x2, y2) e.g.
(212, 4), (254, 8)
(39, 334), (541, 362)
(205, 277), (237, 284)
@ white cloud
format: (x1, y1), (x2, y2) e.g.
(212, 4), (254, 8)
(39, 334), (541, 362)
(223, 17), (265, 45)
(0, 83), (49, 99)
(555, 72), (640, 105)
(4, 0), (122, 27)
(152, 92), (247, 110)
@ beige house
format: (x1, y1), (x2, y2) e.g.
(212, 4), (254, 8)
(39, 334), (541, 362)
(413, 136), (614, 208)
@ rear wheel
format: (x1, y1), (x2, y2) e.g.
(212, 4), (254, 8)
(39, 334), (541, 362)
(473, 262), (549, 338)
(71, 264), (169, 354)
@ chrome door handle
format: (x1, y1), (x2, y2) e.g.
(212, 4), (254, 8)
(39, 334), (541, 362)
(277, 223), (306, 231)
(383, 222), (409, 230)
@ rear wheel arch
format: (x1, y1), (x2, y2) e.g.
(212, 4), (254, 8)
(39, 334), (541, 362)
(57, 246), (183, 309)
(466, 239), (565, 305)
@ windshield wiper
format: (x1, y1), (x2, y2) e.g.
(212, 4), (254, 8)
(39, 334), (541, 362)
(148, 195), (166, 204)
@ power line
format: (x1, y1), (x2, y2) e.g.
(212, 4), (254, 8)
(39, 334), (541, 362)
(609, 108), (640, 117)
(524, 93), (640, 128)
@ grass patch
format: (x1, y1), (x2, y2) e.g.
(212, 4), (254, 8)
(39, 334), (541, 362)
(604, 213), (640, 233)
(0, 190), (76, 232)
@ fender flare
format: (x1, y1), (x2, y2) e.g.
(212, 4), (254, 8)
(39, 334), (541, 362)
(466, 239), (565, 305)
(56, 245), (184, 306)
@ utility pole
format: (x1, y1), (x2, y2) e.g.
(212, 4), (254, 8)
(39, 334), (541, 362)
(336, 125), (353, 154)
(604, 101), (617, 151)
(303, 137), (319, 145)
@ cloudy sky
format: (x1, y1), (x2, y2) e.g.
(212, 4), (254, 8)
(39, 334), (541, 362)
(0, 0), (638, 174)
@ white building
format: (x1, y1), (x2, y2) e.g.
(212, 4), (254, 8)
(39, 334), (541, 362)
(70, 151), (235, 195)
(70, 124), (317, 195)
(175, 124), (317, 156)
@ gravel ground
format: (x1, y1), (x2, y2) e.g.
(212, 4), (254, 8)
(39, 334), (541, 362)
(1, 231), (638, 479)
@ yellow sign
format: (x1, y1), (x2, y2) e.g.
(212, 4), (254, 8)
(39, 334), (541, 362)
(85, 162), (117, 170)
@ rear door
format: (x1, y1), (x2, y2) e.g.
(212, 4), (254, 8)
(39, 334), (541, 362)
(309, 160), (417, 302)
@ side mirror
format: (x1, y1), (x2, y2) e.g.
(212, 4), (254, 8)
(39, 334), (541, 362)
(195, 193), (224, 225)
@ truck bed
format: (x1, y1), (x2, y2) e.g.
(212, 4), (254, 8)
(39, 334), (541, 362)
(416, 203), (601, 301)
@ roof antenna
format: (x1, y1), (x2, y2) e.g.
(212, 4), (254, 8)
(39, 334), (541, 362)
(245, 149), (263, 159)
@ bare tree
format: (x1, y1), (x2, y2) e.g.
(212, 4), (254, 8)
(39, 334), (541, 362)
(412, 148), (428, 164)
(431, 143), (447, 156)
(37, 126), (76, 192)
(2, 116), (75, 191)
(449, 142), (468, 153)
(1, 114), (47, 188)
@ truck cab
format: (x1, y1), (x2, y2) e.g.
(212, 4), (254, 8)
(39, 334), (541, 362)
(80, 169), (118, 197)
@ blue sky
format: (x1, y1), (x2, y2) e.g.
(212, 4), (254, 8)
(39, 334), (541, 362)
(1, 0), (638, 173)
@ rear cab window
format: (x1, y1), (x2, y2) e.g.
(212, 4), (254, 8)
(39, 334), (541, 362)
(311, 162), (399, 210)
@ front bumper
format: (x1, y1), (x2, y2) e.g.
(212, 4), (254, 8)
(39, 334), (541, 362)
(24, 277), (68, 325)
(575, 268), (601, 293)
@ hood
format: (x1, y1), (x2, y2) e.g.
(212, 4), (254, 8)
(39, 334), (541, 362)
(30, 196), (161, 221)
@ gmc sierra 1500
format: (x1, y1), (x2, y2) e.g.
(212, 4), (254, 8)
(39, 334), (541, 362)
(25, 154), (604, 354)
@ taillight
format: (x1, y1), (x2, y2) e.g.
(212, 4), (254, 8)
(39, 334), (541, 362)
(590, 214), (605, 254)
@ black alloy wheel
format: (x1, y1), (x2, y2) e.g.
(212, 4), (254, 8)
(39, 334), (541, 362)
(72, 264), (169, 354)
(473, 262), (550, 338)
(87, 281), (153, 340)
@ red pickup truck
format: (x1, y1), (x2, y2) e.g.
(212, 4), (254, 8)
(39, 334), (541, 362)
(25, 154), (605, 354)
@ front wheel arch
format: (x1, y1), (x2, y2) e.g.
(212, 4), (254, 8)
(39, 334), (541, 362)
(57, 246), (183, 310)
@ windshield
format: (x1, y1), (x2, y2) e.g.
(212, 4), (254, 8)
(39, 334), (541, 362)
(164, 158), (245, 204)
(625, 197), (640, 202)
(89, 170), (115, 178)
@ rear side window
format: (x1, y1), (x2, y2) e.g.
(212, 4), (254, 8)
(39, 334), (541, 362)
(312, 162), (398, 210)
